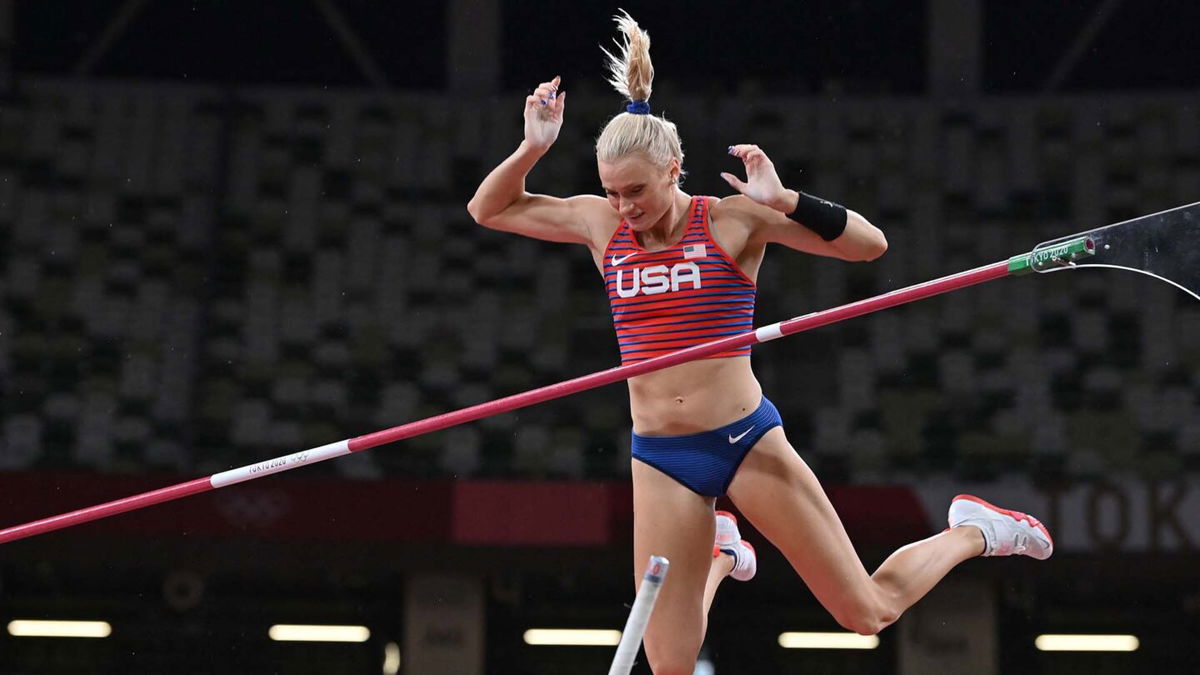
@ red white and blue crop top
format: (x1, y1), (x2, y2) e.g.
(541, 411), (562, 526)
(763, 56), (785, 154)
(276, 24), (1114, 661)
(603, 196), (757, 364)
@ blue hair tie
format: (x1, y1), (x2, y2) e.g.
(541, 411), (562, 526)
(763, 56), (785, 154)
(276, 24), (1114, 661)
(626, 100), (651, 115)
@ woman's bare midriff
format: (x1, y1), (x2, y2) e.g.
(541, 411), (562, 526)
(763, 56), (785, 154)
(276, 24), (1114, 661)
(626, 356), (763, 436)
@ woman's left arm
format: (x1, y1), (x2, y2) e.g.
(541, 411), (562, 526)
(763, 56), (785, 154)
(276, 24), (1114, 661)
(721, 144), (887, 262)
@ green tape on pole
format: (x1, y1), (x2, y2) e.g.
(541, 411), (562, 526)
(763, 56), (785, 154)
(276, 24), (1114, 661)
(1007, 253), (1034, 276)
(1008, 236), (1095, 277)
(1030, 236), (1096, 271)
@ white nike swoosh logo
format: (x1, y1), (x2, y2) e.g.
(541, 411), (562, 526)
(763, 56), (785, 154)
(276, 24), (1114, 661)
(611, 252), (637, 266)
(728, 425), (755, 444)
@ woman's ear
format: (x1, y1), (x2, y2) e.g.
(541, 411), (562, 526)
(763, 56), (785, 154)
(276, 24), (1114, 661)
(668, 159), (681, 185)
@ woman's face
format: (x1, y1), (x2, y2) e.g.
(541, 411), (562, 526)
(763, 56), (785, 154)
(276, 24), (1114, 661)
(598, 154), (680, 231)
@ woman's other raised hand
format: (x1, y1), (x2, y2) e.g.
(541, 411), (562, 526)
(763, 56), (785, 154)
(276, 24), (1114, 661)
(721, 144), (793, 213)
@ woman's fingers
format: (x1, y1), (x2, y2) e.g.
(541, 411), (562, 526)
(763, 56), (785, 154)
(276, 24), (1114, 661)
(725, 143), (787, 206)
(719, 171), (748, 193)
(524, 76), (566, 126)
(532, 75), (562, 106)
(727, 143), (763, 158)
(727, 144), (771, 167)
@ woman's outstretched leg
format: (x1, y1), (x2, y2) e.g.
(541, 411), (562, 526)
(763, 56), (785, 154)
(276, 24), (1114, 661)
(873, 494), (1053, 607)
(727, 428), (1051, 635)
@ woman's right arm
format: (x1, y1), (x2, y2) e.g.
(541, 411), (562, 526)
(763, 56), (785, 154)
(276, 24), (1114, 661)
(467, 76), (601, 245)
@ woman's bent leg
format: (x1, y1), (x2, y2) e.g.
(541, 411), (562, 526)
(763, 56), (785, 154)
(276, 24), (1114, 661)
(727, 428), (984, 634)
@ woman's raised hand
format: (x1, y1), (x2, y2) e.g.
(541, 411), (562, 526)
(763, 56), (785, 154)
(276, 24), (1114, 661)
(721, 144), (792, 213)
(524, 76), (566, 151)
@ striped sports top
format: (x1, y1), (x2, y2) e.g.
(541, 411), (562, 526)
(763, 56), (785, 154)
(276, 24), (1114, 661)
(603, 196), (757, 364)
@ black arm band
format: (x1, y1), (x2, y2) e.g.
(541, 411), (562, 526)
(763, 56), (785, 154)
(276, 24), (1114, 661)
(787, 190), (847, 241)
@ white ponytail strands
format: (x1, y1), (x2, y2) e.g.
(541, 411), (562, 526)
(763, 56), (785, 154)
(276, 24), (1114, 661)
(602, 10), (653, 104)
(595, 12), (685, 176)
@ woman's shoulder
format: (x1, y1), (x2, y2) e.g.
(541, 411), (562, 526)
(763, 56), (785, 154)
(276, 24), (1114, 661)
(709, 194), (760, 217)
(707, 194), (762, 233)
(568, 194), (623, 247)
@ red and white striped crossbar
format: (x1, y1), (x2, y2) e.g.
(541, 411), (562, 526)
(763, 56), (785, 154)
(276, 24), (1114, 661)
(0, 261), (1010, 545)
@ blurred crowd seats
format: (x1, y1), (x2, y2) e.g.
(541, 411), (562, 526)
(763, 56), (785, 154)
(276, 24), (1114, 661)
(1, 80), (1198, 483)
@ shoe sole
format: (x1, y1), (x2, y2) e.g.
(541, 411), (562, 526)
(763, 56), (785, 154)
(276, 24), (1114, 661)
(952, 493), (1055, 557)
(715, 510), (739, 548)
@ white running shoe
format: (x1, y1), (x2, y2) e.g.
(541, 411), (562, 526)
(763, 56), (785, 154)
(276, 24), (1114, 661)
(948, 494), (1054, 560)
(714, 510), (757, 581)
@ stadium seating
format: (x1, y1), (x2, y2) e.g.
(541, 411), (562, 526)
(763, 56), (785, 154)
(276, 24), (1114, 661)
(1, 80), (1197, 482)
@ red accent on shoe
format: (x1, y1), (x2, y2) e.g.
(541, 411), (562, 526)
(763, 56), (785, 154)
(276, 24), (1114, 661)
(715, 510), (737, 524)
(713, 545), (721, 558)
(951, 494), (1055, 549)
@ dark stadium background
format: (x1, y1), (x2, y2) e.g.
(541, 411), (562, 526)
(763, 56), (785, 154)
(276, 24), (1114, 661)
(1, 1), (1198, 673)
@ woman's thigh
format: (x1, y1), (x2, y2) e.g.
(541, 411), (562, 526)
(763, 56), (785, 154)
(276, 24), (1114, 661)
(632, 459), (717, 665)
(726, 428), (881, 619)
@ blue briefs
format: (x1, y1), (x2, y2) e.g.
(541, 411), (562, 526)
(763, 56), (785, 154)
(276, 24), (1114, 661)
(632, 397), (783, 497)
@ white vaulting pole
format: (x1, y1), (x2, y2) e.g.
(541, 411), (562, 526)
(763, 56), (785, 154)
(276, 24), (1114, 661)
(609, 555), (670, 675)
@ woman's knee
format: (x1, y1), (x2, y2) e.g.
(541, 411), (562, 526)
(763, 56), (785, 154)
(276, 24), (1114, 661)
(830, 593), (899, 636)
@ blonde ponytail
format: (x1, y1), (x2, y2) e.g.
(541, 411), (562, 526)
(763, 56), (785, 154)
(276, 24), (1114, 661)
(602, 10), (654, 104)
(595, 11), (685, 177)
